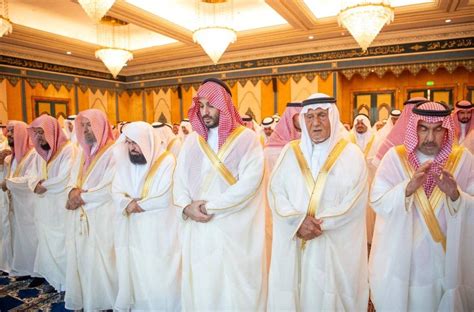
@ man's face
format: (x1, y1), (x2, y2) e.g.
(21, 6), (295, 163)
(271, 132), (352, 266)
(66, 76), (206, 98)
(181, 125), (189, 135)
(391, 116), (399, 125)
(355, 119), (368, 134)
(417, 120), (446, 156)
(243, 120), (254, 130)
(199, 98), (219, 129)
(125, 137), (147, 165)
(457, 110), (472, 124)
(292, 114), (301, 132)
(81, 117), (97, 145)
(67, 122), (74, 132)
(375, 123), (384, 131)
(172, 124), (179, 135)
(304, 108), (331, 144)
(263, 127), (273, 137)
(32, 127), (50, 150)
(6, 126), (14, 147)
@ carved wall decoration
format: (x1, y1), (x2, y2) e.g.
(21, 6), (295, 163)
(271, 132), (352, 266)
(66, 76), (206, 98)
(238, 80), (262, 122)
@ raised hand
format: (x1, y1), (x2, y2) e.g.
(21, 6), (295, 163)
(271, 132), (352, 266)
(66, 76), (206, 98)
(434, 170), (460, 201)
(297, 216), (323, 241)
(406, 160), (432, 197)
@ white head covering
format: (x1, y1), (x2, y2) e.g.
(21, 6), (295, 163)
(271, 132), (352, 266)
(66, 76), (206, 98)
(152, 121), (175, 146)
(114, 121), (165, 198)
(351, 114), (374, 150)
(63, 115), (77, 143)
(299, 93), (345, 175)
(262, 117), (276, 130)
(178, 119), (193, 141)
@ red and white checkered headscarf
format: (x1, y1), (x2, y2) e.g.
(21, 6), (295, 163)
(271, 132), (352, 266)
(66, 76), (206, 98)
(189, 81), (243, 150)
(7, 121), (34, 163)
(28, 114), (68, 162)
(404, 101), (454, 197)
(75, 109), (115, 170)
(452, 100), (473, 140)
(266, 103), (302, 148)
(374, 97), (427, 166)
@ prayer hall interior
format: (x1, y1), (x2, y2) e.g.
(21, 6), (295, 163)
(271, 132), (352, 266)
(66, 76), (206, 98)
(0, 0), (473, 311)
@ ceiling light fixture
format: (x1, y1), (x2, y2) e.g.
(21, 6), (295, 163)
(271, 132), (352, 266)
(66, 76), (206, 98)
(78, 0), (116, 23)
(445, 19), (451, 23)
(66, 51), (72, 55)
(0, 0), (12, 38)
(95, 16), (133, 78)
(308, 35), (314, 40)
(338, 0), (394, 51)
(193, 0), (236, 64)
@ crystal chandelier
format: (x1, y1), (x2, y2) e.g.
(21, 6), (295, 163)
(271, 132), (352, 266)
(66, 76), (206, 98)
(0, 0), (12, 38)
(338, 0), (394, 51)
(95, 16), (133, 78)
(78, 0), (116, 23)
(193, 0), (236, 64)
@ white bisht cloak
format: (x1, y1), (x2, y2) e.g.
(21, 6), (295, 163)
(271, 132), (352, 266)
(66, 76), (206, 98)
(33, 142), (76, 290)
(267, 141), (369, 311)
(64, 143), (118, 310)
(5, 149), (41, 276)
(113, 123), (181, 311)
(173, 128), (266, 311)
(369, 146), (474, 311)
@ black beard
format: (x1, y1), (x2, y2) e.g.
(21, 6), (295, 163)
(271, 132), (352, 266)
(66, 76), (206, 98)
(8, 140), (13, 148)
(129, 152), (147, 165)
(41, 143), (51, 151)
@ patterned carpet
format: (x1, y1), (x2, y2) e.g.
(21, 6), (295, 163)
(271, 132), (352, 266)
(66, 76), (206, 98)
(0, 272), (69, 311)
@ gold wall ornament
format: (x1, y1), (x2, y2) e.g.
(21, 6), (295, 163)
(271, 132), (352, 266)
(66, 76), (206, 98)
(193, 0), (236, 64)
(78, 0), (116, 23)
(0, 0), (12, 37)
(95, 16), (133, 78)
(338, 0), (394, 51)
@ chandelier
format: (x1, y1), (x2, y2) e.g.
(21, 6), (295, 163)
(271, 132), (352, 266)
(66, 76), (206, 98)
(0, 0), (12, 38)
(338, 0), (394, 51)
(95, 16), (133, 78)
(78, 0), (116, 23)
(193, 0), (236, 64)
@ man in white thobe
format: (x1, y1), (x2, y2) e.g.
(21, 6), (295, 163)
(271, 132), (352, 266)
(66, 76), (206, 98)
(452, 99), (473, 144)
(113, 121), (180, 311)
(27, 115), (76, 291)
(0, 125), (11, 273)
(64, 109), (117, 310)
(261, 116), (275, 144)
(268, 93), (369, 311)
(369, 101), (474, 311)
(1, 121), (40, 279)
(63, 114), (77, 145)
(173, 78), (266, 310)
(151, 121), (182, 158)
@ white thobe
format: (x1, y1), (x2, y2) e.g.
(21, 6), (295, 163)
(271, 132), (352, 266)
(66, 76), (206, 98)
(113, 153), (181, 311)
(5, 150), (42, 276)
(173, 128), (266, 311)
(268, 141), (369, 311)
(64, 145), (118, 311)
(33, 142), (76, 291)
(369, 147), (474, 311)
(0, 152), (13, 272)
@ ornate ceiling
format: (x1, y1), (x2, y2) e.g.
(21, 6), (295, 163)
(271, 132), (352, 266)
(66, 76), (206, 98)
(0, 0), (473, 77)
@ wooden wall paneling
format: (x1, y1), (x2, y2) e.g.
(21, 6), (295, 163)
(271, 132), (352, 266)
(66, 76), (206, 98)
(290, 76), (317, 103)
(170, 88), (180, 124)
(317, 73), (334, 98)
(118, 92), (131, 122)
(261, 80), (274, 120)
(0, 80), (8, 124)
(153, 89), (172, 124)
(6, 80), (22, 121)
(238, 80), (262, 123)
(277, 79), (291, 118)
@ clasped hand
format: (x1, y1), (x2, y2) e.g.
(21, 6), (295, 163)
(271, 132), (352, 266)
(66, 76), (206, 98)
(183, 200), (213, 223)
(66, 188), (85, 210)
(297, 216), (323, 241)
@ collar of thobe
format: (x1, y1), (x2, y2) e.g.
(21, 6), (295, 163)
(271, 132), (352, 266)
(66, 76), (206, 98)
(207, 126), (219, 153)
(310, 138), (330, 178)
